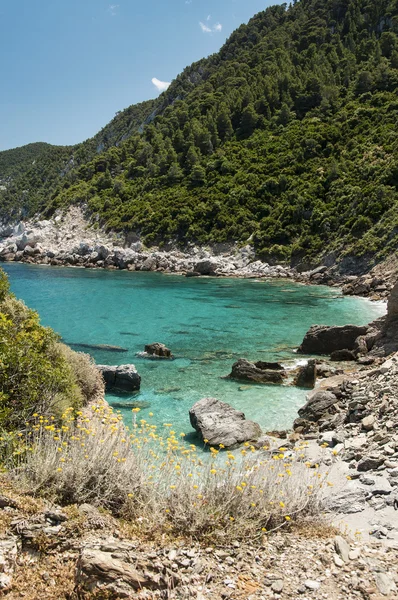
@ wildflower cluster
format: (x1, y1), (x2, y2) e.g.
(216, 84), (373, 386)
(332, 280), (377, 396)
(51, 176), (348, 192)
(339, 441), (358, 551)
(5, 403), (329, 542)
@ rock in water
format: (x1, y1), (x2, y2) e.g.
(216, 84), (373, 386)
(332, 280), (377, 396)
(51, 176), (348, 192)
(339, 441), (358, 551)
(68, 342), (128, 353)
(97, 365), (141, 392)
(144, 343), (172, 358)
(227, 358), (286, 384)
(293, 359), (316, 388)
(189, 397), (262, 448)
(298, 324), (369, 355)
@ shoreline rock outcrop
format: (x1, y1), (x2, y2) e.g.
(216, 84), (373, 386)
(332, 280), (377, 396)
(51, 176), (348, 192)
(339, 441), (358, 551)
(97, 364), (141, 393)
(189, 397), (262, 448)
(227, 358), (287, 384)
(298, 324), (370, 356)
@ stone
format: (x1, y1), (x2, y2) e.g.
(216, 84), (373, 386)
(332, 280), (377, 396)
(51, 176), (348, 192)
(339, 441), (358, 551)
(0, 574), (11, 590)
(141, 256), (157, 271)
(97, 364), (141, 392)
(334, 536), (350, 563)
(227, 358), (286, 385)
(76, 548), (152, 596)
(144, 343), (172, 358)
(362, 415), (376, 431)
(304, 580), (320, 591)
(194, 259), (219, 276)
(374, 572), (397, 596)
(298, 324), (369, 355)
(357, 455), (385, 472)
(271, 580), (284, 592)
(325, 487), (366, 514)
(334, 554), (344, 567)
(349, 549), (361, 560)
(189, 397), (262, 448)
(298, 391), (337, 422)
(330, 349), (357, 361)
(293, 359), (316, 388)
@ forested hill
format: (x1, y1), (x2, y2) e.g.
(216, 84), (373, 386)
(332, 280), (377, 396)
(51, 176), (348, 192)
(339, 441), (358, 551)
(1, 0), (398, 265)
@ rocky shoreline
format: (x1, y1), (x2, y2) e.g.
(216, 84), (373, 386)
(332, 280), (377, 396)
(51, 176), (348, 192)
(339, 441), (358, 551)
(0, 208), (395, 300)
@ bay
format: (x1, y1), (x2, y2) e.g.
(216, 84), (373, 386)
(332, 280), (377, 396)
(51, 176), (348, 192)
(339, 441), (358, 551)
(3, 263), (385, 435)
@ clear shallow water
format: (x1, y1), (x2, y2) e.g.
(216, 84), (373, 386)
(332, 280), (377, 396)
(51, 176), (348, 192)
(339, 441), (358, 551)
(3, 263), (385, 435)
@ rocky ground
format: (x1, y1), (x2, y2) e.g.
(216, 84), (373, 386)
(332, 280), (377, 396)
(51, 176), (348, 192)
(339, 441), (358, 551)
(1, 484), (398, 599)
(0, 208), (293, 280)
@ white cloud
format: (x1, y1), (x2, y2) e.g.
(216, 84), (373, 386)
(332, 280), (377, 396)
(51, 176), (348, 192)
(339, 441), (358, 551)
(151, 77), (171, 93)
(199, 18), (222, 34)
(199, 21), (212, 33)
(108, 4), (119, 16)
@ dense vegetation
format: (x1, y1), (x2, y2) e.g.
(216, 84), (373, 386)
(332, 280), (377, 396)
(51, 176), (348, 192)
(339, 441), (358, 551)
(1, 0), (398, 264)
(0, 268), (103, 433)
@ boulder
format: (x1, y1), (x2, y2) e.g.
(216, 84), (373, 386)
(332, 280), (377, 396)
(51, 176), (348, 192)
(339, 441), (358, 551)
(298, 324), (369, 355)
(298, 390), (338, 422)
(189, 397), (262, 448)
(141, 256), (157, 271)
(330, 349), (357, 361)
(144, 343), (172, 358)
(293, 359), (316, 388)
(227, 358), (286, 384)
(97, 365), (141, 392)
(76, 545), (158, 597)
(193, 259), (219, 276)
(387, 280), (398, 319)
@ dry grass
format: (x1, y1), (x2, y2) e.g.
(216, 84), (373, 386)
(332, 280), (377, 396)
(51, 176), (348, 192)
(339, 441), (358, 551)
(5, 555), (76, 600)
(6, 402), (330, 543)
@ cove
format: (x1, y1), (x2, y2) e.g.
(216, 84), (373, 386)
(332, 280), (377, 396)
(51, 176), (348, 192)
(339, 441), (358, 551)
(3, 263), (385, 435)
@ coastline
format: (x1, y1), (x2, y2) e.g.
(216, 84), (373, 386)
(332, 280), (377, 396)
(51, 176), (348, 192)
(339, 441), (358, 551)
(0, 207), (394, 301)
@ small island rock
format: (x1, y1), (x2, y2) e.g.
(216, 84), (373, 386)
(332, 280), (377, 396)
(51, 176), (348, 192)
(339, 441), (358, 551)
(227, 358), (286, 384)
(97, 364), (141, 392)
(189, 397), (262, 448)
(144, 343), (172, 358)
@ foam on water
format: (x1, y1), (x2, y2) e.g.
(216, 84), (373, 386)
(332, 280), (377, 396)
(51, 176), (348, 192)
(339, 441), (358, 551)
(3, 263), (386, 435)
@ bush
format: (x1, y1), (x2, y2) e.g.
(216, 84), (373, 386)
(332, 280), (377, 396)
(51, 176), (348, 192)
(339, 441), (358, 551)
(7, 404), (328, 542)
(58, 344), (104, 405)
(0, 269), (9, 302)
(0, 292), (102, 430)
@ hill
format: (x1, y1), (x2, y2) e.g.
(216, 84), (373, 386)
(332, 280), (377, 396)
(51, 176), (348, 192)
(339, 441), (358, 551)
(1, 0), (398, 267)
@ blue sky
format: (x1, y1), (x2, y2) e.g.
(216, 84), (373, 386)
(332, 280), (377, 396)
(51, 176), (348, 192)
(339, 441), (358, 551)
(0, 0), (280, 151)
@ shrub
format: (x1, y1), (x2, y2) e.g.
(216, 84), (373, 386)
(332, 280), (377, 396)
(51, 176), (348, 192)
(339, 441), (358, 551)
(58, 344), (104, 405)
(8, 404), (328, 543)
(0, 292), (102, 430)
(0, 269), (9, 302)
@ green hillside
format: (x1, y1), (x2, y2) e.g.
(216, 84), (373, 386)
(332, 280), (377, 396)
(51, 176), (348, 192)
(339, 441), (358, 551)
(1, 0), (398, 265)
(0, 99), (157, 219)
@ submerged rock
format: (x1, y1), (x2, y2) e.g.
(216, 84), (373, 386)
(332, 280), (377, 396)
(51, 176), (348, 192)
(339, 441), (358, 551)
(227, 358), (286, 384)
(97, 365), (141, 392)
(68, 342), (128, 353)
(144, 343), (173, 358)
(298, 324), (369, 355)
(189, 397), (262, 448)
(293, 359), (316, 388)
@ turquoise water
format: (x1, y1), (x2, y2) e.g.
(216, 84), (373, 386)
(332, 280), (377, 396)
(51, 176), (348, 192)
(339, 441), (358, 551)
(3, 263), (385, 435)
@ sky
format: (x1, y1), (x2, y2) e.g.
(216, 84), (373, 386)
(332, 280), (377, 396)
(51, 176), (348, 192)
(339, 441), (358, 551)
(0, 0), (281, 151)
